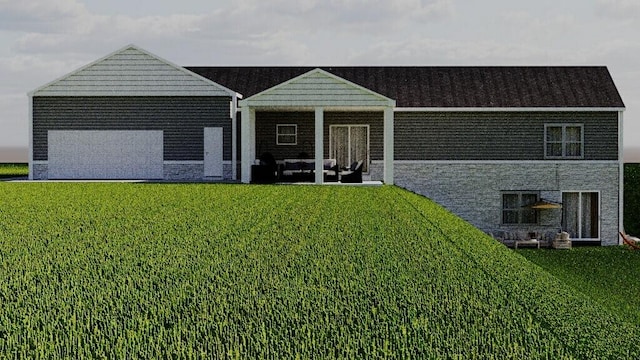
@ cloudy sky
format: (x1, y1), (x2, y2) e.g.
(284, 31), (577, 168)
(1, 0), (639, 153)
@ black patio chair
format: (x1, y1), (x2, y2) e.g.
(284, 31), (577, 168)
(340, 160), (364, 183)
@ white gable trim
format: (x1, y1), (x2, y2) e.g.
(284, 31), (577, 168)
(239, 68), (395, 108)
(30, 44), (241, 98)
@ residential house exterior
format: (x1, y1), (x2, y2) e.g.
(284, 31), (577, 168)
(29, 45), (625, 245)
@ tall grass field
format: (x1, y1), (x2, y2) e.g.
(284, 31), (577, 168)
(0, 163), (27, 178)
(0, 183), (638, 358)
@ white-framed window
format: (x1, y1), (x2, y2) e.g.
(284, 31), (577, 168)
(276, 124), (297, 145)
(502, 192), (539, 224)
(544, 124), (584, 159)
(562, 191), (600, 240)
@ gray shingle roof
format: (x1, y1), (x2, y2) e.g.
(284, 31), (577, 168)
(186, 66), (624, 108)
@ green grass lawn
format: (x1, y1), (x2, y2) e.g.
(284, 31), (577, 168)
(0, 183), (638, 358)
(0, 163), (27, 178)
(518, 247), (640, 325)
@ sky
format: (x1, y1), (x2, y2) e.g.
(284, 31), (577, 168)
(1, 0), (639, 154)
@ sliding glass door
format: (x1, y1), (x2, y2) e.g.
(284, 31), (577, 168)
(330, 125), (369, 172)
(562, 192), (600, 239)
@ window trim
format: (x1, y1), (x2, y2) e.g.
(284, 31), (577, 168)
(544, 124), (584, 159)
(501, 191), (539, 225)
(276, 124), (297, 145)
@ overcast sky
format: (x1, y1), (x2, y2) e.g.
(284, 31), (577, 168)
(1, 0), (639, 152)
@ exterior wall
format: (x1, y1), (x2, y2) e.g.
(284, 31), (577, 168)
(253, 110), (384, 162)
(394, 112), (618, 161)
(395, 161), (620, 245)
(32, 96), (232, 162)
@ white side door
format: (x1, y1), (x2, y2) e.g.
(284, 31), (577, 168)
(204, 127), (223, 177)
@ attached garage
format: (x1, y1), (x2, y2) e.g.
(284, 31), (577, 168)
(29, 45), (239, 181)
(48, 130), (163, 179)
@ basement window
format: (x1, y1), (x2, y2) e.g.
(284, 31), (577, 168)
(502, 192), (539, 224)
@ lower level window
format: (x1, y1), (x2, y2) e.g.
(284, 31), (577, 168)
(502, 192), (538, 224)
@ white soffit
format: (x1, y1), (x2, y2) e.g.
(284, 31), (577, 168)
(31, 44), (239, 97)
(240, 68), (396, 108)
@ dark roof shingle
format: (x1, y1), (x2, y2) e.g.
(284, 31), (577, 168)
(186, 66), (624, 108)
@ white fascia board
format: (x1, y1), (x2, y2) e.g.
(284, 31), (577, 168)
(394, 107), (626, 112)
(236, 105), (391, 112)
(29, 44), (134, 96)
(136, 45), (242, 99)
(239, 68), (395, 107)
(29, 44), (242, 99)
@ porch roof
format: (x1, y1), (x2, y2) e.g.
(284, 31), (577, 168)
(238, 68), (395, 109)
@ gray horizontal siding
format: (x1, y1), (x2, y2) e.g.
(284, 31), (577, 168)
(33, 97), (231, 161)
(394, 112), (618, 161)
(252, 111), (383, 161)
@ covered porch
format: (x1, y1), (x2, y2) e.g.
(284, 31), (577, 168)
(239, 68), (395, 185)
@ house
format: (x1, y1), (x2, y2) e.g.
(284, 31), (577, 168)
(29, 44), (625, 245)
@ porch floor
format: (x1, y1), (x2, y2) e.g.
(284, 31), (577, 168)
(275, 180), (383, 186)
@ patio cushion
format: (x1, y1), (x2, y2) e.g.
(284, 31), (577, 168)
(284, 162), (301, 171)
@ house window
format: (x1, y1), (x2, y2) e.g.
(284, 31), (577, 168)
(545, 124), (583, 159)
(276, 124), (297, 145)
(502, 192), (539, 224)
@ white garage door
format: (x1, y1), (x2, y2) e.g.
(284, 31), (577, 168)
(48, 130), (164, 179)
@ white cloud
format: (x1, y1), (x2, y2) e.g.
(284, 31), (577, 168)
(596, 0), (640, 20)
(346, 37), (576, 65)
(0, 0), (89, 32)
(0, 94), (28, 147)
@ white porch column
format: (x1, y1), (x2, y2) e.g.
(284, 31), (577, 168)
(383, 106), (394, 185)
(231, 95), (238, 180)
(240, 106), (255, 183)
(315, 107), (324, 184)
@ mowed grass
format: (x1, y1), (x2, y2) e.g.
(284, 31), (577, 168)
(519, 247), (640, 325)
(0, 163), (27, 178)
(0, 183), (639, 358)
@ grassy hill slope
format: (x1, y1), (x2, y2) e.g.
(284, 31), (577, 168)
(0, 183), (637, 358)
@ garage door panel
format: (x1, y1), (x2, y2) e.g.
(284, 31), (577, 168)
(48, 130), (163, 179)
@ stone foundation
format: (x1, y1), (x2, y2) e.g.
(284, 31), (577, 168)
(29, 162), (234, 182)
(32, 163), (48, 180)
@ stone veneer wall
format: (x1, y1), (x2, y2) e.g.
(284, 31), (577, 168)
(394, 162), (620, 245)
(31, 162), (234, 181)
(163, 163), (234, 181)
(32, 163), (48, 180)
(367, 161), (384, 181)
